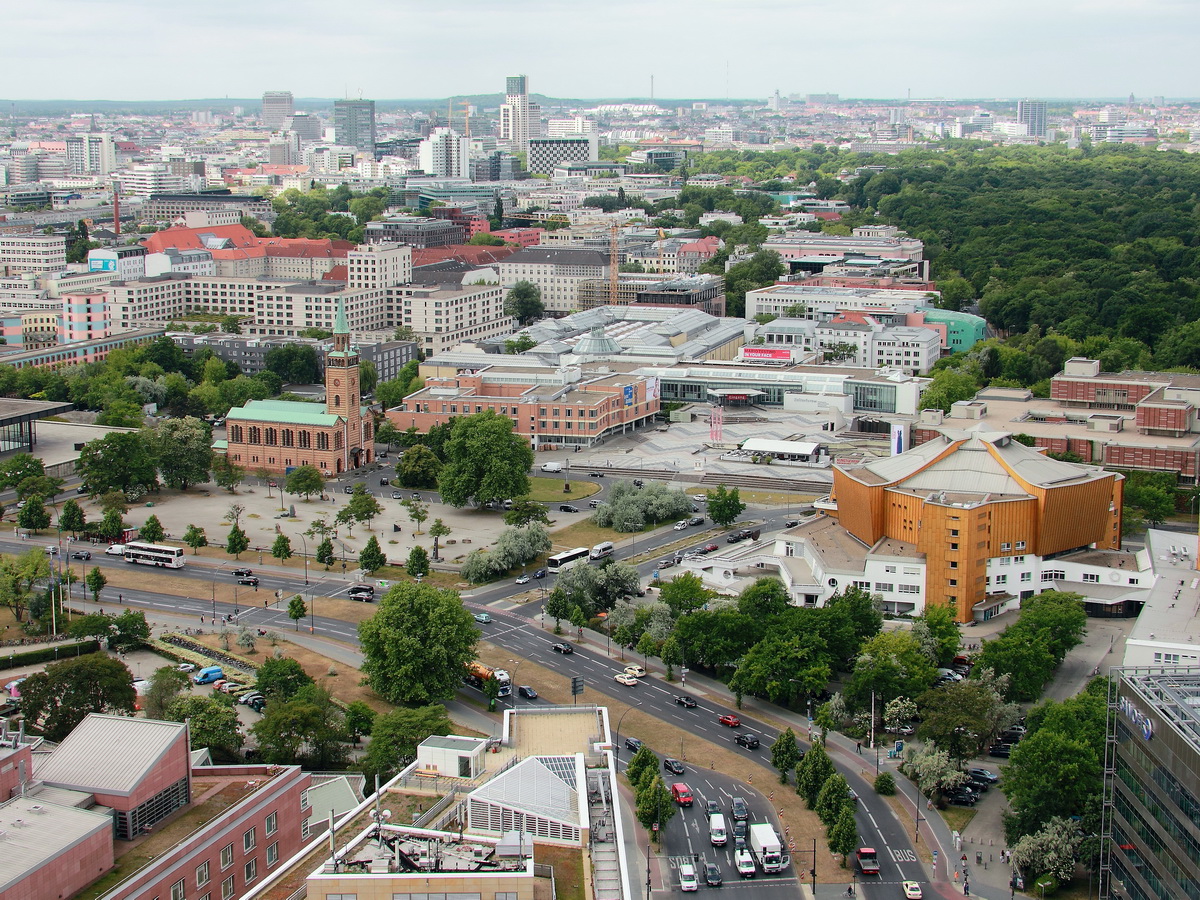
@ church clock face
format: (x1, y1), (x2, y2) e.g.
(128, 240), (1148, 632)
(333, 378), (341, 387)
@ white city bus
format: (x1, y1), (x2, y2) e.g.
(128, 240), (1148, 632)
(123, 541), (186, 568)
(589, 541), (614, 560)
(546, 547), (590, 574)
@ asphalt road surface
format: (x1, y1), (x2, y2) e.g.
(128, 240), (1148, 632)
(4, 484), (930, 899)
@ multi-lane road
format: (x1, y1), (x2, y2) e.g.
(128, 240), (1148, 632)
(4, 473), (934, 898)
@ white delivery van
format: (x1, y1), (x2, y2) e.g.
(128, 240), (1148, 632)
(540, 462), (562, 473)
(709, 813), (727, 846)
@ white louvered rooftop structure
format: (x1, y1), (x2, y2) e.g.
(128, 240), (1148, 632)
(467, 754), (586, 844)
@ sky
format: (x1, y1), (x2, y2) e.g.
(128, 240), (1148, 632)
(2, 0), (1196, 103)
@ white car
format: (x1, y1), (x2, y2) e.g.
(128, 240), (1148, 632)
(679, 864), (699, 892)
(176, 663), (196, 673)
(692, 495), (706, 502)
(673, 521), (688, 531)
(624, 665), (647, 678)
(902, 882), (924, 899)
(614, 673), (638, 686)
(515, 574), (531, 584)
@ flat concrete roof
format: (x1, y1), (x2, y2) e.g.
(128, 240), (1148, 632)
(959, 389), (1200, 452)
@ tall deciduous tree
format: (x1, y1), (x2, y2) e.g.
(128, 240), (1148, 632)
(59, 499), (85, 536)
(405, 545), (429, 578)
(255, 656), (315, 702)
(139, 514), (165, 543)
(705, 484), (746, 528)
(437, 412), (532, 507)
(271, 534), (293, 562)
(503, 280), (544, 325)
(358, 582), (480, 705)
(428, 518), (451, 560)
(150, 417), (212, 490)
(400, 497), (429, 534)
(143, 666), (192, 719)
(165, 695), (244, 756)
(770, 727), (802, 783)
(225, 524), (249, 559)
(17, 496), (50, 533)
(287, 595), (307, 630)
(359, 536), (387, 574)
(285, 465), (325, 500)
(19, 653), (137, 741)
(397, 444), (442, 488)
(211, 454), (246, 493)
(76, 432), (158, 496)
(346, 484), (383, 530)
(183, 524), (208, 554)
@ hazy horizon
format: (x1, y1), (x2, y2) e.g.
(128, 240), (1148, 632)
(2, 0), (1193, 104)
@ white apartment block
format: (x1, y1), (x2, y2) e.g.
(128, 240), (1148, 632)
(497, 247), (609, 315)
(417, 128), (470, 178)
(752, 317), (942, 374)
(0, 234), (68, 275)
(390, 282), (512, 355)
(104, 243), (413, 337)
(745, 284), (938, 320)
(347, 243), (412, 291)
(65, 133), (116, 175)
(118, 164), (187, 197)
(763, 230), (925, 261)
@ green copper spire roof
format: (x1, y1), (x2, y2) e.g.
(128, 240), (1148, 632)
(334, 296), (349, 335)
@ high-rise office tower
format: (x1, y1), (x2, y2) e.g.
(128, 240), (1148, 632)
(262, 91), (295, 130)
(499, 74), (540, 154)
(283, 113), (322, 142)
(1017, 99), (1048, 138)
(334, 99), (377, 156)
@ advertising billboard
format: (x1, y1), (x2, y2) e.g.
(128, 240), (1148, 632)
(89, 258), (117, 272)
(741, 347), (792, 361)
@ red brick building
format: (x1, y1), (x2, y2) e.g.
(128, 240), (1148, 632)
(389, 365), (659, 451)
(3, 713), (312, 900)
(913, 358), (1200, 482)
(222, 299), (373, 475)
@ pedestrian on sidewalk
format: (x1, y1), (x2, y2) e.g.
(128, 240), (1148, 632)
(856, 741), (862, 754)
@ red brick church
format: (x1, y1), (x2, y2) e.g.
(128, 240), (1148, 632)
(219, 300), (373, 475)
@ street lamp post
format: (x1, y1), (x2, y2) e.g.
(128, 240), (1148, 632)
(508, 659), (522, 707)
(613, 702), (641, 763)
(297, 533), (310, 585)
(625, 522), (637, 554)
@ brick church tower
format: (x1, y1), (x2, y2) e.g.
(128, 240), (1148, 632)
(325, 298), (365, 470)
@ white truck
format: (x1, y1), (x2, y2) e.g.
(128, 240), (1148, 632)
(749, 823), (785, 873)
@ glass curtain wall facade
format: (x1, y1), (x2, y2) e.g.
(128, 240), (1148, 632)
(1104, 668), (1200, 900)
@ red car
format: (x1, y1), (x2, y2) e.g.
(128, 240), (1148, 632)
(704, 543), (719, 553)
(719, 714), (741, 728)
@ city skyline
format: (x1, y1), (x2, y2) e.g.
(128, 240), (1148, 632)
(1, 0), (1195, 103)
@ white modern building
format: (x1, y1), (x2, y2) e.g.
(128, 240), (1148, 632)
(418, 127), (471, 178)
(499, 74), (540, 154)
(65, 133), (116, 175)
(498, 247), (609, 315)
(0, 234), (68, 275)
